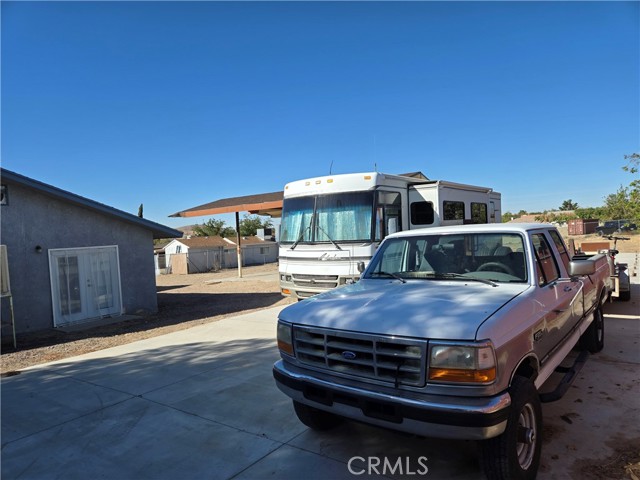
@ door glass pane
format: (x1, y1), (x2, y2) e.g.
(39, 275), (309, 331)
(90, 250), (114, 310)
(57, 256), (81, 315)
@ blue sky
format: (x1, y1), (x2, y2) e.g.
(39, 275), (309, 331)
(2, 1), (638, 229)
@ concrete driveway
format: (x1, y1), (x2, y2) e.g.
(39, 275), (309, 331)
(2, 270), (639, 479)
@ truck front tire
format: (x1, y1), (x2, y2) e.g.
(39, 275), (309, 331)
(293, 401), (344, 431)
(479, 376), (542, 480)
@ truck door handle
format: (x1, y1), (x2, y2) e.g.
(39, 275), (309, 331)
(563, 286), (573, 292)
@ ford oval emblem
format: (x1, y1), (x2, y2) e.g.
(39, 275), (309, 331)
(342, 351), (357, 360)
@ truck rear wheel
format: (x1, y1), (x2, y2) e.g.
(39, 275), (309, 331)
(579, 305), (604, 353)
(479, 376), (542, 480)
(293, 401), (343, 431)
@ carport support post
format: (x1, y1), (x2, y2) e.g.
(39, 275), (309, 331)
(235, 211), (243, 278)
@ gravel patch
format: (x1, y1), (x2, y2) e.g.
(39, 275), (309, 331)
(1, 264), (293, 375)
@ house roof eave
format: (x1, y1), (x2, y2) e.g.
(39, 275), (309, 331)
(2, 168), (182, 239)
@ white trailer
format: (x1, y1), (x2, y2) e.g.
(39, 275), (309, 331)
(279, 172), (501, 299)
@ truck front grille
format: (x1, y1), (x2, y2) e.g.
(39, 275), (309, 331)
(291, 274), (339, 290)
(292, 326), (427, 387)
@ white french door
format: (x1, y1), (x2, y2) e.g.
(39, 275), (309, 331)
(49, 246), (123, 327)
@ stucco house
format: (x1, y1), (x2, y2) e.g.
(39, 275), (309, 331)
(237, 235), (278, 266)
(0, 168), (181, 336)
(163, 235), (277, 274)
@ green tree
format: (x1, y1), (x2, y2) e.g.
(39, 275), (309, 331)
(501, 211), (517, 223)
(623, 152), (639, 176)
(239, 214), (273, 236)
(599, 153), (640, 222)
(559, 199), (578, 211)
(137, 203), (144, 218)
(193, 219), (236, 238)
(603, 186), (636, 221)
(574, 207), (605, 220)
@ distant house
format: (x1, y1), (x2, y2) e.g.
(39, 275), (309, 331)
(237, 235), (278, 266)
(164, 236), (236, 274)
(0, 168), (181, 336)
(163, 235), (277, 274)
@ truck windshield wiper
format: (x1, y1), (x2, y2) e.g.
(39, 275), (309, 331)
(290, 224), (311, 251)
(433, 272), (498, 287)
(370, 271), (406, 283)
(315, 223), (342, 251)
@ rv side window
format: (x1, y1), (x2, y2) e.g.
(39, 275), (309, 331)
(375, 191), (402, 241)
(443, 201), (465, 221)
(471, 203), (488, 224)
(410, 201), (434, 225)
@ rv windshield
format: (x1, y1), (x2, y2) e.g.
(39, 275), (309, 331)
(280, 192), (374, 244)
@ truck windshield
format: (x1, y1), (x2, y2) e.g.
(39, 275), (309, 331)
(280, 192), (374, 244)
(365, 233), (528, 283)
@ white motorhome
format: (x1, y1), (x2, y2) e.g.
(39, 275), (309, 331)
(279, 172), (501, 299)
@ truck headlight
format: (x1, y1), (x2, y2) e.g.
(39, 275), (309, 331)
(277, 322), (294, 356)
(428, 343), (496, 384)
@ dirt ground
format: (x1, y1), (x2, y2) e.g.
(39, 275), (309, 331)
(557, 228), (640, 254)
(1, 263), (293, 375)
(2, 230), (638, 375)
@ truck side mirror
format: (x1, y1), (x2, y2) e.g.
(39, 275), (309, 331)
(569, 260), (596, 276)
(357, 261), (365, 273)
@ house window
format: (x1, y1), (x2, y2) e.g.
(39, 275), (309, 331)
(176, 245), (182, 253)
(411, 201), (434, 225)
(1, 185), (7, 205)
(260, 247), (269, 255)
(443, 201), (464, 221)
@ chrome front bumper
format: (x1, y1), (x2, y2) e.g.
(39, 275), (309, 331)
(273, 360), (511, 440)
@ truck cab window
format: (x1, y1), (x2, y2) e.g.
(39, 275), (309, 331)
(548, 230), (571, 272)
(532, 233), (560, 286)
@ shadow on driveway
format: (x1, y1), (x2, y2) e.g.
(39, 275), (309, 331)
(2, 335), (484, 479)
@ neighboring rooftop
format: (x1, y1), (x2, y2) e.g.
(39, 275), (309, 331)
(167, 235), (275, 250)
(171, 236), (234, 249)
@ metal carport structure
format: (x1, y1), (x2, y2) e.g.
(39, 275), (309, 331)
(169, 191), (283, 277)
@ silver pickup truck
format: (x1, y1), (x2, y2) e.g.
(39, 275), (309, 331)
(273, 223), (613, 479)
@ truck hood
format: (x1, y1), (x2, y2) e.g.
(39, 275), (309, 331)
(279, 279), (530, 340)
